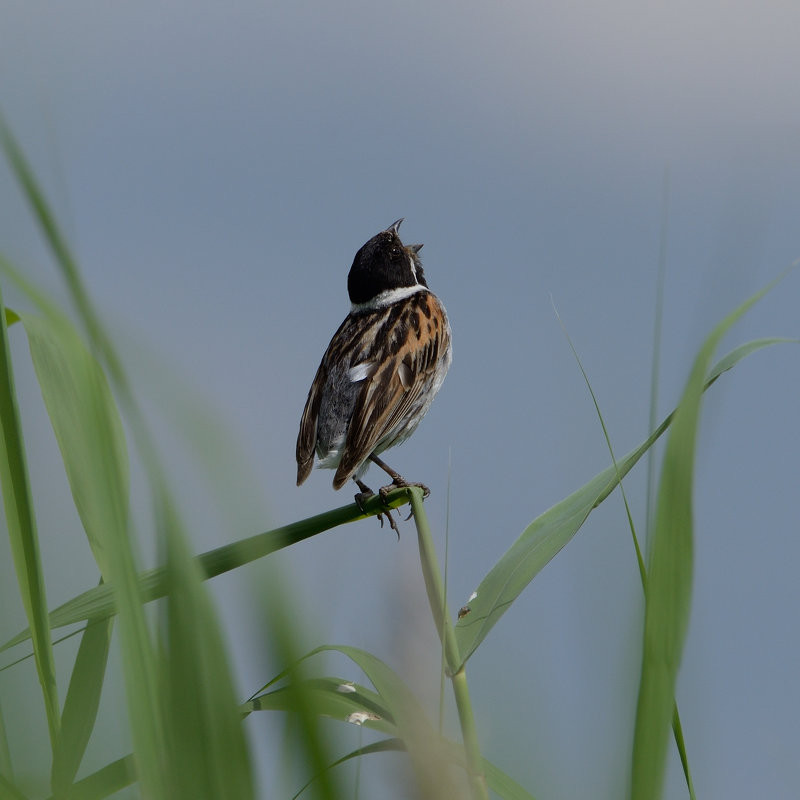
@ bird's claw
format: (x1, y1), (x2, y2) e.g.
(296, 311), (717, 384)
(354, 482), (400, 539)
(379, 478), (430, 502)
(355, 466), (431, 539)
(382, 510), (400, 539)
(354, 490), (373, 516)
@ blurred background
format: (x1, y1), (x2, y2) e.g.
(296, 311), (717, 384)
(1, 1), (798, 797)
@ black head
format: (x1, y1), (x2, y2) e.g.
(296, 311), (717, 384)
(347, 218), (428, 305)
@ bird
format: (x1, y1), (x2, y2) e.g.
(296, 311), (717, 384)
(296, 218), (452, 532)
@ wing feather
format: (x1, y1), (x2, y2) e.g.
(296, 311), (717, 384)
(333, 293), (449, 488)
(296, 361), (326, 485)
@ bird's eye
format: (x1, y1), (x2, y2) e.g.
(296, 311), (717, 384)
(391, 246), (401, 256)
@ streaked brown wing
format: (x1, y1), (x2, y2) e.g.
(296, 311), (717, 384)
(332, 293), (448, 489)
(296, 360), (327, 485)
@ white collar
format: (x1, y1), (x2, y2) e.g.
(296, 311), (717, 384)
(350, 284), (426, 313)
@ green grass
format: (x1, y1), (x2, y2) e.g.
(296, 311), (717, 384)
(0, 114), (795, 799)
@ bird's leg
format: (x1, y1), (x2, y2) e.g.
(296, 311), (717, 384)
(353, 477), (399, 537)
(353, 478), (374, 514)
(368, 453), (430, 502)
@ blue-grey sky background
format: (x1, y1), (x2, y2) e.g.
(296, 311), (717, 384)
(1, 2), (798, 797)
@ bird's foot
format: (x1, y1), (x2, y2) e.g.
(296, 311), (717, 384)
(378, 477), (430, 523)
(353, 479), (374, 515)
(378, 476), (430, 503)
(354, 479), (400, 538)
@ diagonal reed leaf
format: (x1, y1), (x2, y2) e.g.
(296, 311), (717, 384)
(0, 774), (30, 800)
(629, 276), (786, 797)
(288, 739), (406, 800)
(0, 283), (61, 752)
(313, 645), (461, 797)
(453, 336), (793, 670)
(553, 302), (696, 798)
(23, 300), (127, 794)
(287, 738), (539, 800)
(22, 311), (129, 580)
(1, 341), (787, 662)
(256, 679), (536, 800)
(482, 759), (538, 800)
(245, 677), (394, 734)
(45, 755), (136, 800)
(42, 740), (534, 800)
(1, 112), (169, 797)
(1, 489), (410, 655)
(257, 644), (461, 797)
(44, 323), (165, 798)
(249, 654), (529, 797)
(50, 602), (114, 795)
(161, 497), (255, 800)
(0, 699), (12, 785)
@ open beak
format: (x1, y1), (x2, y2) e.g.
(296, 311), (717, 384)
(386, 218), (404, 235)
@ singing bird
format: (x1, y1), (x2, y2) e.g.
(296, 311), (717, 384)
(296, 219), (452, 531)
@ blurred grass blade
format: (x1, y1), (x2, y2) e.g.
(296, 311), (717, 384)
(21, 311), (129, 579)
(0, 774), (30, 800)
(14, 299), (164, 795)
(45, 755), (136, 800)
(0, 699), (12, 784)
(51, 598), (114, 795)
(245, 676), (394, 736)
(0, 283), (61, 751)
(253, 643), (458, 796)
(630, 283), (785, 799)
(1, 117), (169, 794)
(313, 645), (460, 797)
(554, 302), (696, 798)
(672, 705), (695, 799)
(1, 488), (412, 653)
(161, 497), (254, 800)
(3, 109), (259, 799)
(56, 355), (163, 799)
(258, 685), (536, 800)
(0, 112), (117, 383)
(289, 737), (538, 800)
(289, 739), (406, 800)
(454, 335), (792, 669)
(309, 644), (436, 743)
(483, 759), (538, 800)
(0, 115), (74, 278)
